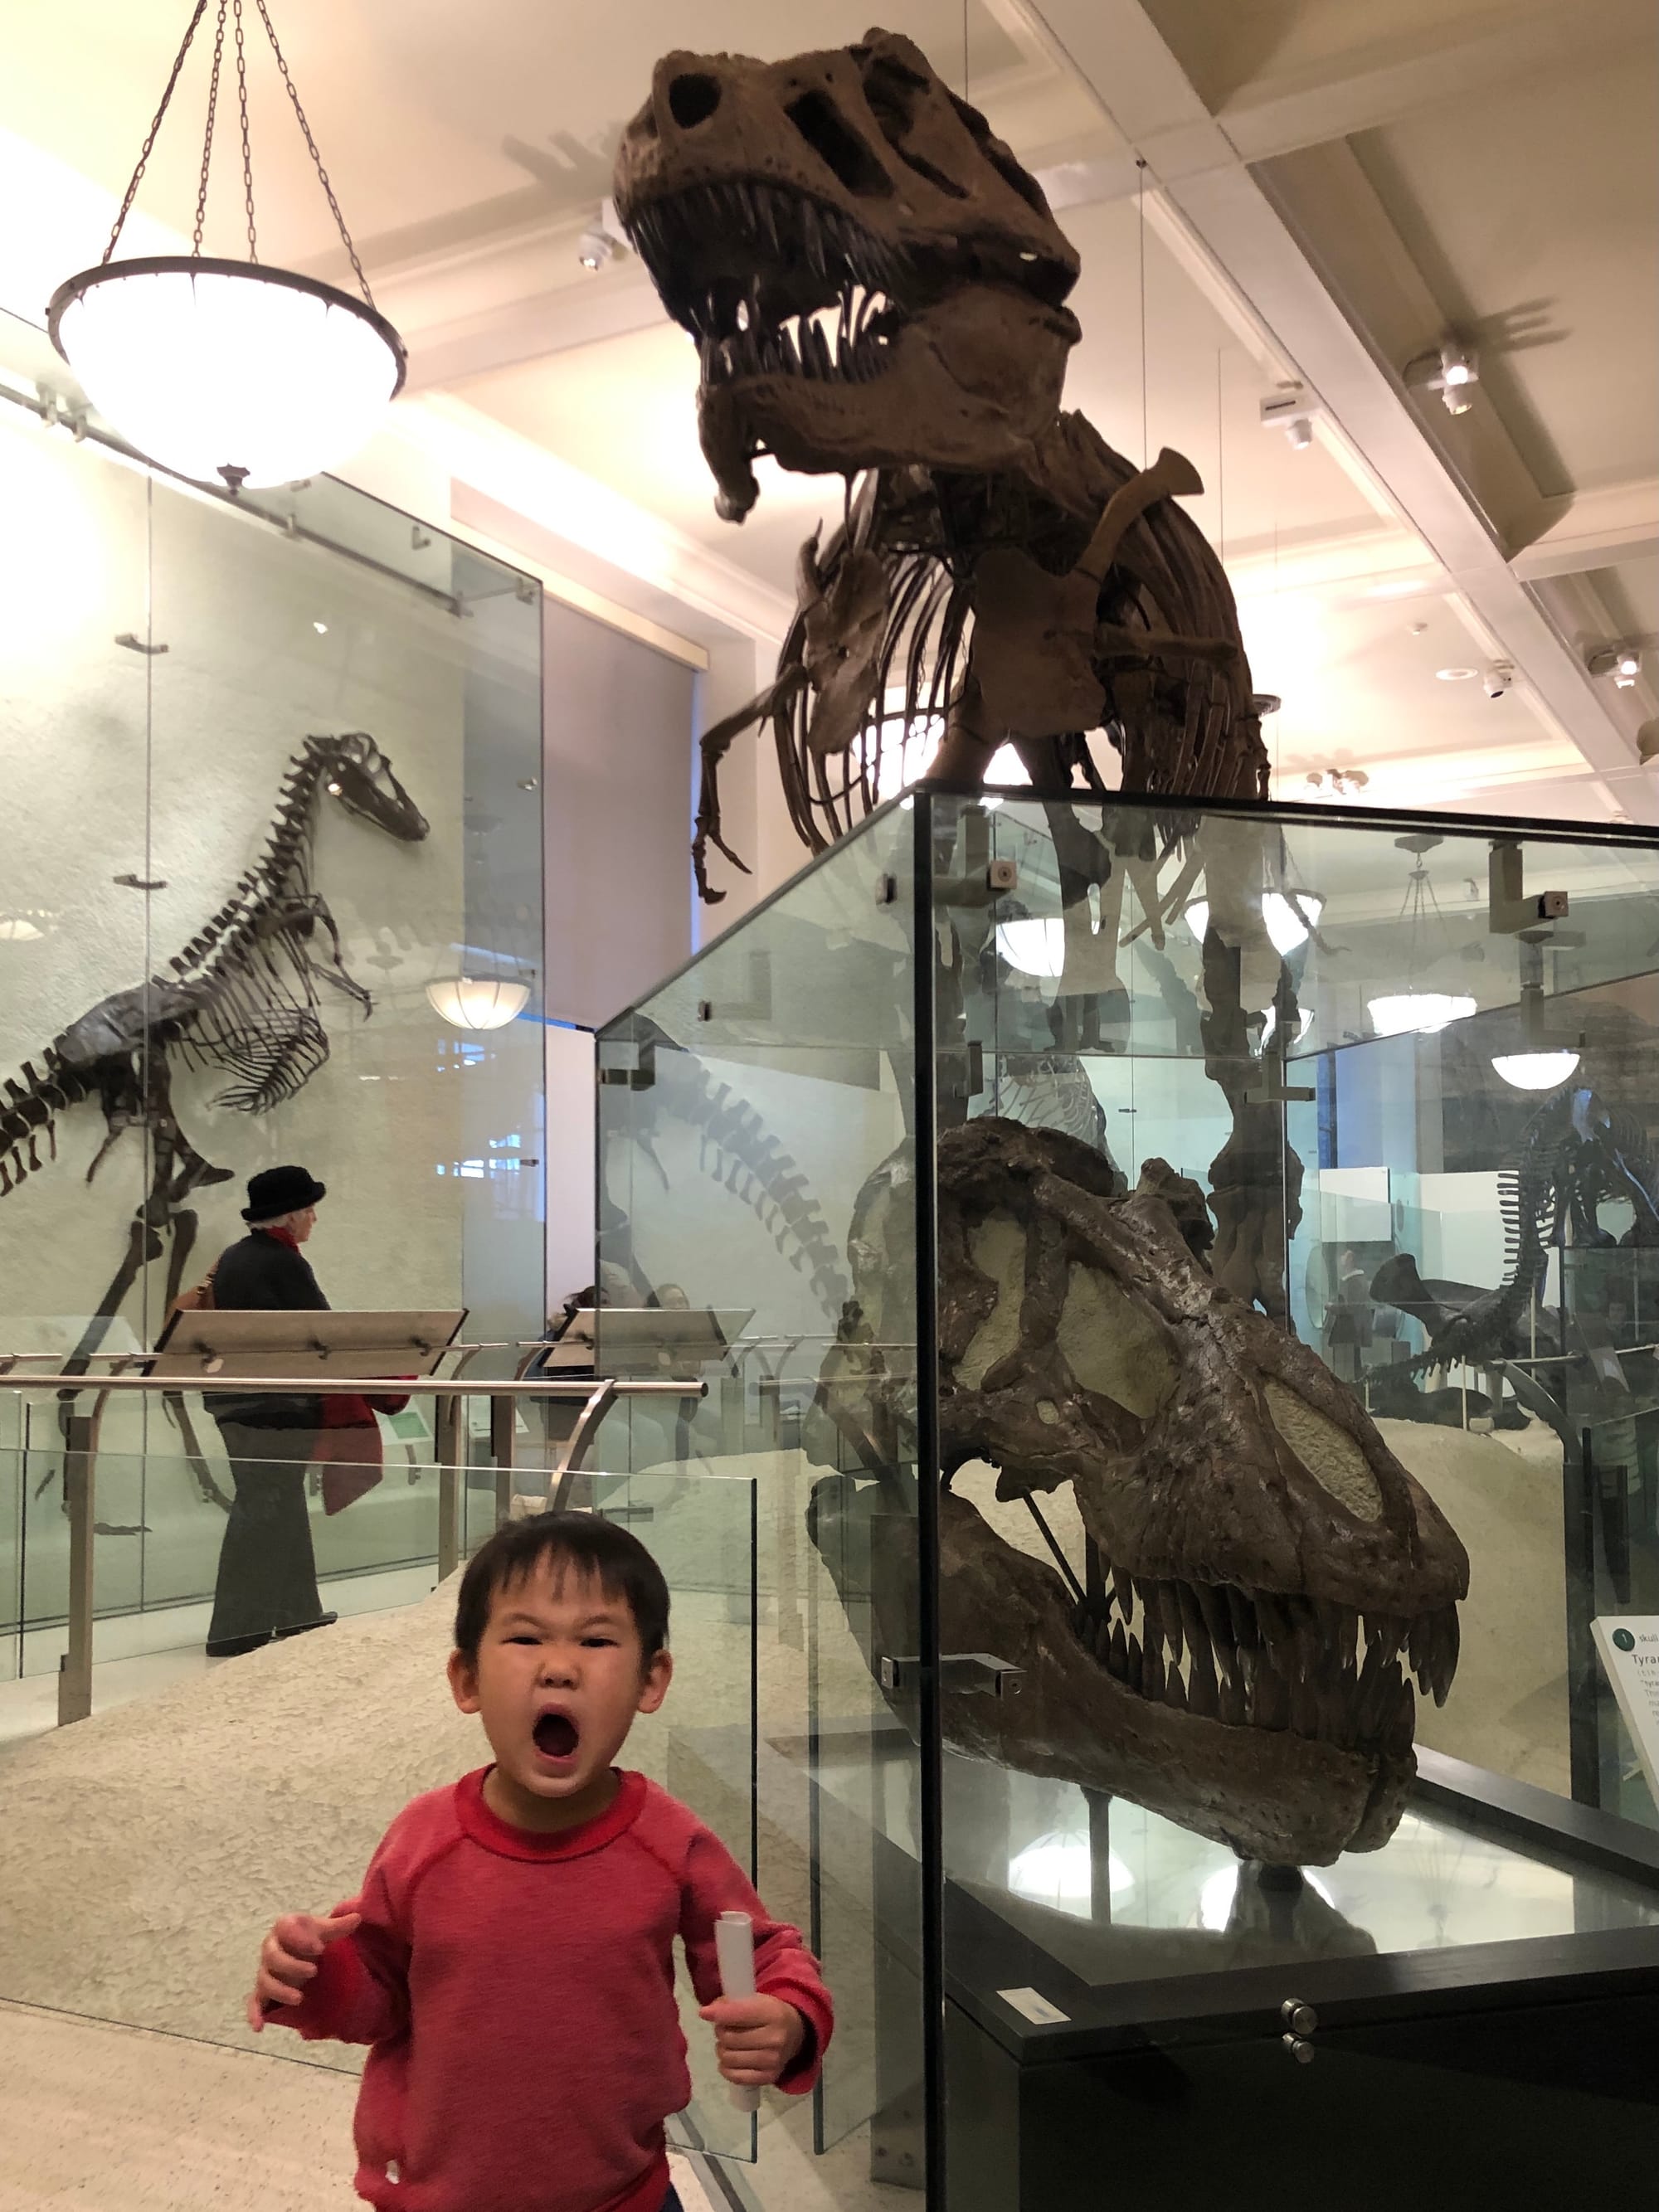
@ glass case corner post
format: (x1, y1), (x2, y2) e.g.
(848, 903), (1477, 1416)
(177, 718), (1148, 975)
(913, 790), (948, 2209)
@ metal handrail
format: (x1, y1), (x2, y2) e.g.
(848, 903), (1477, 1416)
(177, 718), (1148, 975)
(2, 1368), (705, 1731)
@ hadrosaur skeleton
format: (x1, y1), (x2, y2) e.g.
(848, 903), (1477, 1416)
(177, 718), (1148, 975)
(615, 30), (1467, 1862)
(1, 732), (428, 1416)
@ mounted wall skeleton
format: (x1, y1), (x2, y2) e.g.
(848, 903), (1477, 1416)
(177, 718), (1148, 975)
(0, 732), (428, 1390)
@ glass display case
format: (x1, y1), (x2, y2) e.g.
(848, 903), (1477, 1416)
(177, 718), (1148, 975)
(596, 785), (1659, 2210)
(0, 301), (543, 1681)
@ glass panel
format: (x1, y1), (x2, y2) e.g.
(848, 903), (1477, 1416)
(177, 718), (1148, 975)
(928, 790), (1659, 2199)
(596, 800), (926, 2204)
(0, 301), (542, 1650)
(0, 1461), (757, 2171)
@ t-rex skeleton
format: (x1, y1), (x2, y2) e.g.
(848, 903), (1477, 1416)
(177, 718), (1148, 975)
(613, 28), (1270, 899)
(1, 732), (428, 1398)
(615, 32), (1467, 1863)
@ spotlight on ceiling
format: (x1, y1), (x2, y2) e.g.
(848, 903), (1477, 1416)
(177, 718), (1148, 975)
(1260, 391), (1321, 450)
(1483, 663), (1515, 699)
(1588, 643), (1645, 689)
(577, 198), (629, 273)
(1404, 338), (1481, 416)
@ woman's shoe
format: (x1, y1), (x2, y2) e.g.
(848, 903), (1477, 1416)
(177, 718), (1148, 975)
(206, 1631), (272, 1658)
(272, 1612), (338, 1641)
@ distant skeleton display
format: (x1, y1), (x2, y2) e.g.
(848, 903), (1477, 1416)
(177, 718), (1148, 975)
(0, 733), (428, 1393)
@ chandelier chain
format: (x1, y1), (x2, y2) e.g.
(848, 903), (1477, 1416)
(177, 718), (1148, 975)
(102, 0), (375, 305)
(191, 0), (228, 256)
(103, 0), (212, 262)
(253, 0), (376, 304)
(232, 0), (259, 260)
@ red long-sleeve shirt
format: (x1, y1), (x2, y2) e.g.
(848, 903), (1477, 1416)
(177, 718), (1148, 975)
(274, 1767), (832, 2212)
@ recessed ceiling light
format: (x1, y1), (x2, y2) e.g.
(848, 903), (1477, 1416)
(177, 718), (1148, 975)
(1436, 666), (1477, 682)
(313, 620), (328, 634)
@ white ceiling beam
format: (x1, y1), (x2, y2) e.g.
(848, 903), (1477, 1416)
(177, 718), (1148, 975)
(1512, 478), (1659, 582)
(1017, 0), (1659, 822)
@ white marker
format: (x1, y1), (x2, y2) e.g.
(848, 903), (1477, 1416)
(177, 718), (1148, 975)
(713, 1909), (761, 2114)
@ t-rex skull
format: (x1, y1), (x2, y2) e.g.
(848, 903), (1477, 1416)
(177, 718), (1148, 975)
(614, 28), (1082, 520)
(807, 1118), (1469, 1865)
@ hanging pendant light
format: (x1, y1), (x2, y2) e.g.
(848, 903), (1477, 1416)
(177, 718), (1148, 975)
(1365, 836), (1477, 1038)
(48, 0), (405, 490)
(425, 978), (531, 1033)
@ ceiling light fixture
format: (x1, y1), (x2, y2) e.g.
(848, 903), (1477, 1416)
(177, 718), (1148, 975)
(1368, 992), (1477, 1038)
(1491, 1048), (1580, 1091)
(47, 0), (405, 490)
(1365, 835), (1477, 1038)
(1185, 892), (1322, 958)
(1260, 390), (1321, 450)
(995, 916), (1066, 978)
(1435, 666), (1477, 682)
(1588, 643), (1645, 689)
(1404, 338), (1480, 416)
(577, 198), (629, 273)
(425, 977), (531, 1032)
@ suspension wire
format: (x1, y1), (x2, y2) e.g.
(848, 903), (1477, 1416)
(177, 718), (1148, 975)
(233, 0), (258, 260)
(253, 0), (377, 302)
(192, 1), (229, 255)
(1136, 159), (1148, 466)
(103, 0), (214, 261)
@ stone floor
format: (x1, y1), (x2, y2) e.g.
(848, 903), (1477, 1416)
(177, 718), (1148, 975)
(0, 2000), (715, 2211)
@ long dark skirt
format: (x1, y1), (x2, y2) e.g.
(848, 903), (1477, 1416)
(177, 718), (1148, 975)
(207, 1424), (324, 1645)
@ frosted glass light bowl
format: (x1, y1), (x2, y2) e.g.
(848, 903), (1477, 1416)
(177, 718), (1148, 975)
(1491, 1049), (1581, 1091)
(425, 978), (530, 1032)
(48, 256), (405, 489)
(1367, 992), (1477, 1038)
(1185, 892), (1322, 957)
(995, 916), (1067, 978)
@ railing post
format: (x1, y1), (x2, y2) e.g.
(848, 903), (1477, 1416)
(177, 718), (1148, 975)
(437, 1391), (466, 1579)
(57, 1393), (109, 1727)
(490, 1391), (518, 1527)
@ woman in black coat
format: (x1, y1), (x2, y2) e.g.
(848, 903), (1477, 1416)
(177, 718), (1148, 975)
(204, 1164), (338, 1657)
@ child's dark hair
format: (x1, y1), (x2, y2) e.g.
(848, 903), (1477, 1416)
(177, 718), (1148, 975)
(454, 1512), (670, 1667)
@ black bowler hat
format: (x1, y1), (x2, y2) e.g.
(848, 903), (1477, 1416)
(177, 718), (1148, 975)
(242, 1164), (327, 1221)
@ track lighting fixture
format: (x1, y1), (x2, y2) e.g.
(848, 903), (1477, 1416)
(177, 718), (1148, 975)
(1260, 391), (1321, 450)
(1588, 643), (1644, 689)
(577, 198), (629, 272)
(1403, 339), (1480, 416)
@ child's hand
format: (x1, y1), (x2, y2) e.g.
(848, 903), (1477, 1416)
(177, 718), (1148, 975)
(698, 1992), (806, 2090)
(246, 1910), (361, 2031)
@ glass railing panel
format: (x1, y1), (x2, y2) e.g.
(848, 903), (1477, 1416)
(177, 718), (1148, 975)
(0, 1466), (761, 2169)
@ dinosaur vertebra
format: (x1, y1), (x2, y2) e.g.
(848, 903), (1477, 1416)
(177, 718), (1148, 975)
(615, 30), (1267, 897)
(809, 1119), (1468, 1864)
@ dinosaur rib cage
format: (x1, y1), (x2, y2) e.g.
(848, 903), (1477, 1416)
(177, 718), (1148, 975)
(771, 448), (1266, 859)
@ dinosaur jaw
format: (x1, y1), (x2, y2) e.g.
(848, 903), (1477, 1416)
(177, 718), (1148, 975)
(937, 1491), (1443, 1864)
(624, 178), (1077, 521)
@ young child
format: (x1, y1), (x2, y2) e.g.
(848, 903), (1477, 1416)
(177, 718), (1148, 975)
(248, 1513), (832, 2212)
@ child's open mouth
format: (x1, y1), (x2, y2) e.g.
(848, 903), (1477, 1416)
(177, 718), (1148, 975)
(533, 1711), (580, 1763)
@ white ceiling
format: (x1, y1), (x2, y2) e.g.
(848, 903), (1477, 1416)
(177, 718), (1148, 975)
(1, 0), (1654, 832)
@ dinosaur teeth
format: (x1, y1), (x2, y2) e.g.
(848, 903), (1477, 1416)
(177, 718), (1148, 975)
(1070, 1563), (1455, 1754)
